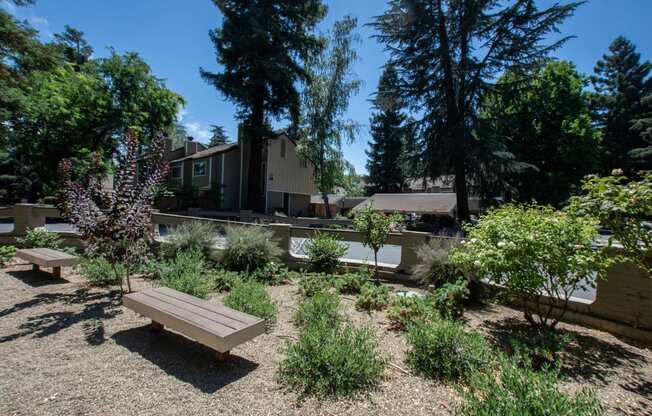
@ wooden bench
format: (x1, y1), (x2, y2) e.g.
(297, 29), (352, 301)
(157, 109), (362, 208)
(15, 248), (79, 278)
(123, 287), (266, 360)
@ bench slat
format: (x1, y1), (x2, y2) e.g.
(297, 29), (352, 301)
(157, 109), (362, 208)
(16, 248), (79, 268)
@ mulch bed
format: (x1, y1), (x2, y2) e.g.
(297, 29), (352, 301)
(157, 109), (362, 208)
(0, 259), (650, 416)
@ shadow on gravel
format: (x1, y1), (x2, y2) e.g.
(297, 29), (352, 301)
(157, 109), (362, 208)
(7, 269), (69, 287)
(112, 325), (259, 393)
(481, 317), (647, 386)
(0, 288), (121, 344)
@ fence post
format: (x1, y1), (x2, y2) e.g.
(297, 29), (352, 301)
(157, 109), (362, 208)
(269, 223), (292, 262)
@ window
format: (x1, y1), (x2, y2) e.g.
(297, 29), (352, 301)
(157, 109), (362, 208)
(171, 164), (182, 178)
(280, 139), (286, 158)
(193, 160), (206, 176)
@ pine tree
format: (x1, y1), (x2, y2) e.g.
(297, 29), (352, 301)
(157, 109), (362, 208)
(201, 0), (326, 211)
(373, 0), (580, 220)
(591, 36), (652, 173)
(208, 125), (229, 146)
(54, 25), (94, 68)
(366, 65), (406, 193)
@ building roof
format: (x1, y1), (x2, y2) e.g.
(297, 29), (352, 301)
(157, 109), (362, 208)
(352, 193), (465, 216)
(170, 143), (238, 163)
(341, 197), (368, 209)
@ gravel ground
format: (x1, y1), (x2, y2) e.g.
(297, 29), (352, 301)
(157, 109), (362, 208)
(0, 260), (650, 416)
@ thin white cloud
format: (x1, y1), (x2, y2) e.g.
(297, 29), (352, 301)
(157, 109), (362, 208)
(0, 1), (17, 14)
(184, 121), (211, 142)
(27, 15), (47, 25)
(177, 107), (189, 122)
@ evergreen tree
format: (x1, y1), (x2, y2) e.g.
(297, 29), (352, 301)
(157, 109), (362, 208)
(591, 36), (652, 173)
(373, 0), (580, 220)
(631, 96), (652, 166)
(366, 65), (406, 193)
(208, 124), (229, 146)
(480, 61), (599, 205)
(54, 25), (94, 68)
(201, 0), (326, 211)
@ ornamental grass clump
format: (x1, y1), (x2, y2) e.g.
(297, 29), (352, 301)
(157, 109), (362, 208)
(304, 232), (348, 273)
(224, 279), (277, 325)
(162, 221), (217, 260)
(451, 204), (610, 329)
(278, 322), (385, 398)
(457, 355), (602, 416)
(222, 225), (282, 272)
(412, 238), (464, 286)
(294, 291), (343, 329)
(406, 319), (494, 382)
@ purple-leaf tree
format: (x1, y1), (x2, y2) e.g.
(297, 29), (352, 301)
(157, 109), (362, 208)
(58, 131), (169, 293)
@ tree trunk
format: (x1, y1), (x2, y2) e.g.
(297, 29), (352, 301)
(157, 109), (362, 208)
(322, 192), (332, 219)
(246, 92), (265, 212)
(452, 122), (470, 222)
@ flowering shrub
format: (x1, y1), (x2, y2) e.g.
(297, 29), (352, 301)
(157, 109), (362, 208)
(567, 170), (652, 273)
(451, 204), (609, 329)
(58, 131), (168, 293)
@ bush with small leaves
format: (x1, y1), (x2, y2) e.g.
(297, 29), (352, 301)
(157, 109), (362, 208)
(80, 256), (124, 287)
(334, 268), (370, 294)
(159, 249), (213, 299)
(509, 329), (573, 371)
(16, 227), (62, 249)
(355, 283), (391, 311)
(431, 278), (469, 319)
(0, 245), (16, 267)
(278, 322), (386, 397)
(249, 261), (291, 285)
(305, 232), (348, 273)
(406, 319), (494, 382)
(352, 202), (403, 278)
(298, 272), (333, 297)
(294, 291), (343, 329)
(222, 225), (282, 272)
(387, 294), (438, 331)
(209, 269), (243, 292)
(162, 221), (217, 260)
(412, 238), (463, 286)
(224, 279), (277, 324)
(457, 355), (602, 416)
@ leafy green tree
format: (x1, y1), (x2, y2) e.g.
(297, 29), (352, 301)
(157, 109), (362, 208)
(297, 16), (361, 219)
(479, 61), (599, 205)
(352, 202), (402, 279)
(373, 0), (580, 220)
(591, 36), (652, 172)
(54, 25), (93, 68)
(201, 0), (326, 211)
(366, 64), (406, 193)
(208, 124), (229, 146)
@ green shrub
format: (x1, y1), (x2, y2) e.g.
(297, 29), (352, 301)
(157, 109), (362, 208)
(451, 204), (610, 329)
(222, 225), (282, 272)
(509, 330), (573, 371)
(406, 319), (493, 382)
(334, 268), (370, 294)
(387, 294), (437, 331)
(159, 250), (212, 299)
(457, 355), (602, 416)
(209, 269), (243, 292)
(294, 291), (342, 329)
(249, 261), (291, 285)
(278, 322), (385, 397)
(412, 238), (463, 286)
(162, 221), (217, 259)
(224, 279), (277, 324)
(298, 272), (333, 297)
(305, 232), (347, 273)
(355, 283), (391, 311)
(80, 257), (124, 287)
(16, 227), (62, 249)
(0, 245), (16, 266)
(431, 278), (469, 319)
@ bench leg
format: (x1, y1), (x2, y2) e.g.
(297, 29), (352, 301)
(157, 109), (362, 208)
(215, 350), (230, 362)
(32, 264), (40, 272)
(150, 321), (164, 332)
(52, 267), (61, 278)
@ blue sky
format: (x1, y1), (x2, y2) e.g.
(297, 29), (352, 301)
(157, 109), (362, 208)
(3, 0), (651, 174)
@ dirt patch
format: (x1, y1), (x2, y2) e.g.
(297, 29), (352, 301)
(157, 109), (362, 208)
(0, 260), (649, 416)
